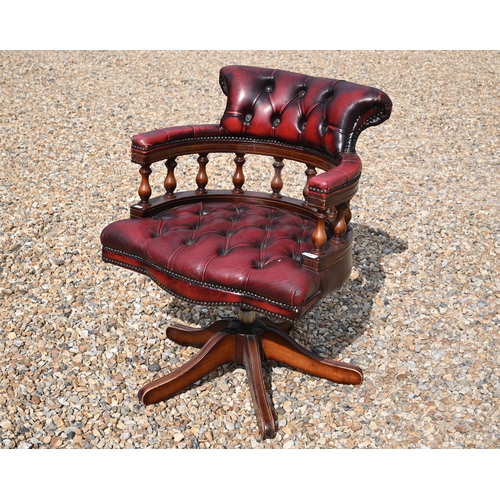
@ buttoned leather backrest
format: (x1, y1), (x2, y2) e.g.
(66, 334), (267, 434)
(219, 65), (392, 159)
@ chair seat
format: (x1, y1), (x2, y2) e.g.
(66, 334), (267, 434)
(101, 201), (325, 320)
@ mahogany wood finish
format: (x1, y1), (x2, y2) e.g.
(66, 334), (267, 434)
(138, 317), (363, 439)
(101, 65), (392, 440)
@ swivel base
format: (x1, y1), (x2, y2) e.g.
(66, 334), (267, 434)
(138, 314), (363, 440)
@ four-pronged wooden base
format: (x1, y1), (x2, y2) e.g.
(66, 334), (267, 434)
(138, 317), (363, 440)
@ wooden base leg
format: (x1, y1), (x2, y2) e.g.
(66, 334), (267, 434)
(166, 319), (232, 347)
(138, 314), (363, 440)
(138, 330), (235, 405)
(242, 334), (276, 439)
(260, 326), (363, 385)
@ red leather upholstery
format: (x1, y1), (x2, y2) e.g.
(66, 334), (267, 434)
(131, 124), (223, 153)
(130, 66), (391, 197)
(131, 66), (392, 163)
(308, 152), (362, 194)
(102, 66), (391, 319)
(219, 65), (392, 158)
(102, 202), (329, 320)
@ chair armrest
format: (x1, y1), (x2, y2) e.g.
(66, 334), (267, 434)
(308, 153), (362, 194)
(131, 124), (224, 154)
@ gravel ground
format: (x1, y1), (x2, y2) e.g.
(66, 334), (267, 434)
(1, 50), (499, 449)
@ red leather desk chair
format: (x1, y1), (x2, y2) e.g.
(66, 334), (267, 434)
(101, 65), (392, 439)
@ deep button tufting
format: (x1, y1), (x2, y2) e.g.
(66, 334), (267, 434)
(292, 233), (308, 243)
(266, 211), (280, 220)
(156, 212), (174, 220)
(216, 65), (393, 160)
(255, 241), (270, 249)
(272, 116), (281, 128)
(104, 201), (322, 310)
(319, 119), (328, 136)
(260, 222), (280, 231)
(244, 114), (252, 123)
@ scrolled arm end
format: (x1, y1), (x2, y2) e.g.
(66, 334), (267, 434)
(308, 153), (362, 195)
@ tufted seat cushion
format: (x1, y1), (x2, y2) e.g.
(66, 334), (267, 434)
(101, 202), (330, 319)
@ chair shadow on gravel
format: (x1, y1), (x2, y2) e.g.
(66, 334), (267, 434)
(255, 223), (408, 426)
(295, 222), (408, 364)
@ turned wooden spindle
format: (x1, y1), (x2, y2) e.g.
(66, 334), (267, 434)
(164, 158), (177, 198)
(333, 202), (348, 237)
(138, 164), (152, 204)
(312, 212), (328, 254)
(345, 200), (352, 225)
(271, 157), (284, 198)
(232, 153), (246, 194)
(196, 153), (209, 194)
(303, 164), (317, 203)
